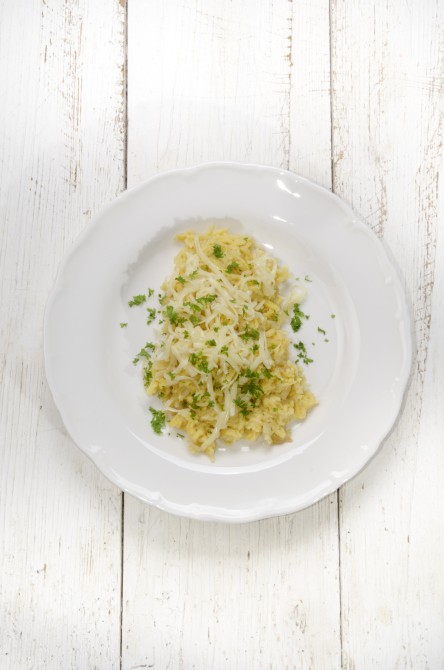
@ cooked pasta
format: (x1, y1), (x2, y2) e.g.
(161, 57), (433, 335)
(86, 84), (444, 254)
(144, 227), (316, 459)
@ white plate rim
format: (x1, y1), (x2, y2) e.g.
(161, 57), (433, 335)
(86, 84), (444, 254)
(44, 161), (413, 522)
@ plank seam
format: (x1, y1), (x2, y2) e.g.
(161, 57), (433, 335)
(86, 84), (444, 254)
(120, 492), (125, 669)
(329, 0), (343, 666)
(329, 0), (335, 193)
(287, 0), (294, 170)
(120, 1), (129, 667)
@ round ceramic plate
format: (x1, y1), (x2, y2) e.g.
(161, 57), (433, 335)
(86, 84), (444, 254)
(44, 162), (412, 522)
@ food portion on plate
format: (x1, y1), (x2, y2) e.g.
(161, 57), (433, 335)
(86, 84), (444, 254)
(134, 227), (316, 459)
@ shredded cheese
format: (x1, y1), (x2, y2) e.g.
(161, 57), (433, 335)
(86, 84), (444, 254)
(144, 227), (316, 459)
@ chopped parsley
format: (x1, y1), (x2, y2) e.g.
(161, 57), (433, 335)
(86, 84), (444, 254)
(188, 269), (199, 279)
(133, 341), (155, 365)
(304, 275), (312, 282)
(189, 352), (210, 373)
(175, 275), (186, 284)
(146, 307), (157, 324)
(252, 343), (259, 353)
(240, 326), (260, 341)
(149, 407), (166, 434)
(290, 303), (308, 332)
(120, 322), (127, 328)
(205, 339), (217, 347)
(213, 244), (225, 259)
(165, 305), (186, 325)
(128, 294), (146, 307)
(184, 301), (202, 312)
(143, 364), (153, 386)
(235, 397), (250, 417)
(220, 345), (229, 355)
(196, 294), (217, 304)
(226, 261), (239, 274)
(240, 368), (263, 399)
(331, 314), (336, 319)
(168, 371), (176, 380)
(262, 367), (272, 379)
(184, 330), (190, 339)
(189, 314), (199, 326)
(147, 288), (154, 297)
(293, 341), (313, 365)
(317, 327), (326, 335)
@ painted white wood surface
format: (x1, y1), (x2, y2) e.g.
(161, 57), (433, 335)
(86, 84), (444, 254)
(331, 0), (444, 668)
(123, 2), (341, 670)
(0, 0), (443, 668)
(0, 1), (125, 668)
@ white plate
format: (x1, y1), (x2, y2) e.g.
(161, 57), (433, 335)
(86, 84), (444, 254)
(44, 163), (412, 522)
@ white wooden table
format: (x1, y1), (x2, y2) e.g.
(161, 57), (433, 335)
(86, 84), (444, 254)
(1, 2), (443, 668)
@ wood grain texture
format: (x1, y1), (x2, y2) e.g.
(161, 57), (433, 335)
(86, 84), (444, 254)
(128, 0), (294, 183)
(2, 0), (443, 667)
(289, 0), (332, 189)
(331, 0), (444, 667)
(123, 2), (340, 669)
(0, 1), (125, 668)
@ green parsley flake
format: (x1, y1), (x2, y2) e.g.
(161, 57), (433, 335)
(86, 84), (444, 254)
(149, 407), (166, 434)
(184, 301), (202, 312)
(317, 327), (326, 335)
(205, 339), (217, 347)
(290, 303), (308, 332)
(293, 341), (313, 365)
(166, 305), (186, 325)
(213, 244), (225, 259)
(147, 288), (154, 297)
(133, 341), (155, 365)
(128, 294), (146, 307)
(226, 261), (239, 273)
(146, 308), (157, 324)
(331, 314), (336, 319)
(240, 368), (263, 399)
(220, 345), (229, 355)
(120, 322), (127, 328)
(175, 276), (186, 284)
(189, 352), (210, 373)
(196, 294), (217, 304)
(143, 363), (153, 386)
(235, 397), (250, 417)
(240, 326), (260, 341)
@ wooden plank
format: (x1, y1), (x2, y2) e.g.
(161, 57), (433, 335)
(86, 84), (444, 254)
(289, 0), (332, 189)
(128, 0), (293, 183)
(0, 1), (126, 667)
(123, 2), (340, 669)
(331, 0), (444, 667)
